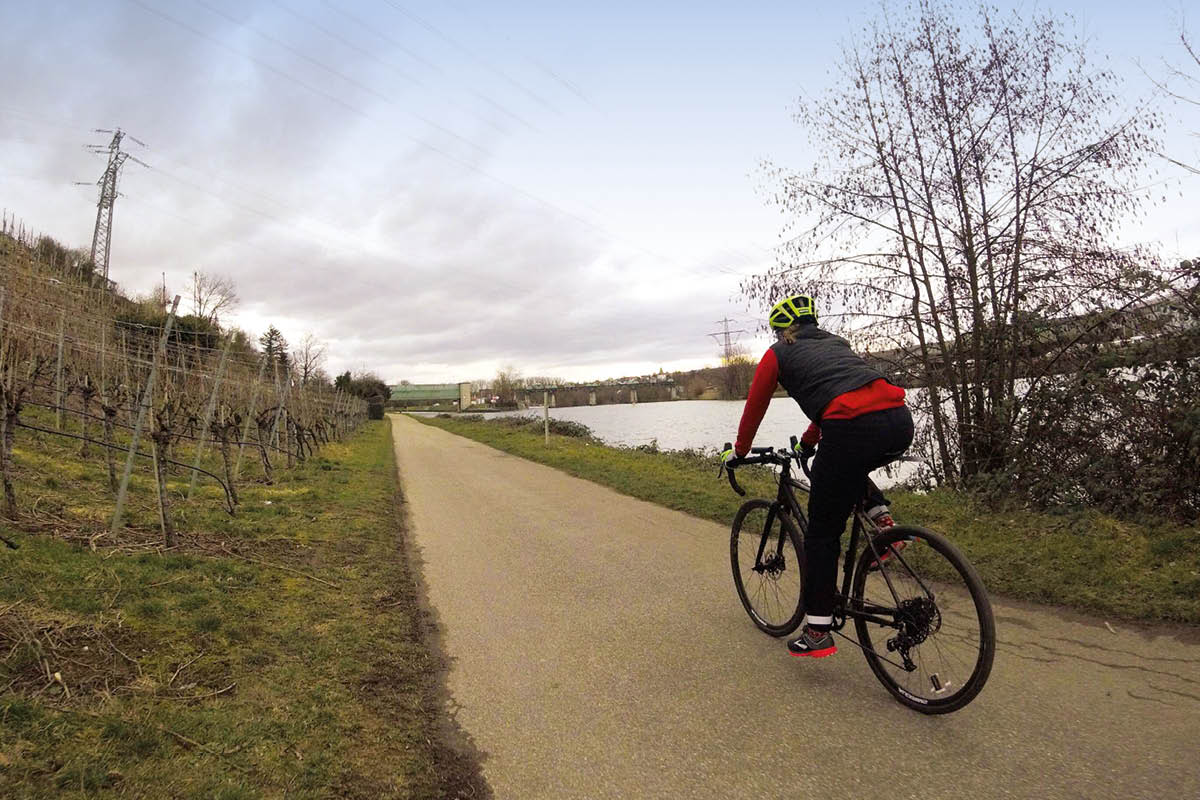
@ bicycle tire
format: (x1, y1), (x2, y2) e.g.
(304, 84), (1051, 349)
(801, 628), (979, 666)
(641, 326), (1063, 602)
(851, 525), (995, 714)
(730, 499), (806, 637)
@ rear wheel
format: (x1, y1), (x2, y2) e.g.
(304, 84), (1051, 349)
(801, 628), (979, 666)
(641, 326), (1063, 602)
(851, 525), (994, 714)
(730, 499), (805, 637)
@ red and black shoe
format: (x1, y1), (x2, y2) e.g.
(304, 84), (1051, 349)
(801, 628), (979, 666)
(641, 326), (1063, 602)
(867, 508), (906, 569)
(787, 626), (837, 658)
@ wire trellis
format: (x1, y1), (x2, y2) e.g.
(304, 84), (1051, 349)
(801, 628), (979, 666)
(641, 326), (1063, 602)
(1, 241), (370, 547)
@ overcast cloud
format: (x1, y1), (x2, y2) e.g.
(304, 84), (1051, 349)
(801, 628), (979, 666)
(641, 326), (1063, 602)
(3, 0), (1197, 383)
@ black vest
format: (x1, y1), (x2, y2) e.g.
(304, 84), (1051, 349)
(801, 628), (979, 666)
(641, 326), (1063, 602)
(770, 326), (886, 422)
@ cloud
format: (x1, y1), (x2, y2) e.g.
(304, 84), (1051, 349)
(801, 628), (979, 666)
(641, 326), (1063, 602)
(1, 0), (761, 384)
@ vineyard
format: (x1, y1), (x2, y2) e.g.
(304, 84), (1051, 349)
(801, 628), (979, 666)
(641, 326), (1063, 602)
(0, 226), (484, 796)
(0, 225), (367, 548)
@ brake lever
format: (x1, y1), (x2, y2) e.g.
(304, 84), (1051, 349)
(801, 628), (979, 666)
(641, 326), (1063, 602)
(799, 452), (813, 479)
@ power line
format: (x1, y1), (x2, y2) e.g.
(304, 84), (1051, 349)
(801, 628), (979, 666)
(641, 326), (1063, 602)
(187, 0), (491, 158)
(320, 0), (538, 132)
(377, 0), (561, 115)
(13, 5), (769, 286)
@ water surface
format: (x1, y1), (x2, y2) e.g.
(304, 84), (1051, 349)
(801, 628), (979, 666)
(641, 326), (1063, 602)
(413, 399), (918, 487)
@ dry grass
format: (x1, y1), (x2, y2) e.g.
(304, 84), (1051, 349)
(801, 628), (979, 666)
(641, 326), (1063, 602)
(1, 421), (489, 799)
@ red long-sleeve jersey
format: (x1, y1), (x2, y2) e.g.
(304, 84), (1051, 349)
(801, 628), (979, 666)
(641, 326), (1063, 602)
(734, 349), (906, 456)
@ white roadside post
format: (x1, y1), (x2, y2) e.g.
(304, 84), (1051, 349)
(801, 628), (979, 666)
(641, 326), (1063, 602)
(543, 390), (549, 444)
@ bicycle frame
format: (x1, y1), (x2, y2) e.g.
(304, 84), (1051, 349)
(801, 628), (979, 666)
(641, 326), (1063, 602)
(731, 447), (906, 636)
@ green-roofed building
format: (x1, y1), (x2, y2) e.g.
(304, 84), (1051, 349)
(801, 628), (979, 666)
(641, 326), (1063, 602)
(389, 382), (472, 409)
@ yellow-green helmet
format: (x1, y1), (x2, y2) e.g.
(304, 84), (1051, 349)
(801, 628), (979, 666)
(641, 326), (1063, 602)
(768, 294), (817, 329)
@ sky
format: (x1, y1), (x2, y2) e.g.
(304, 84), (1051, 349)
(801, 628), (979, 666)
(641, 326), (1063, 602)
(2, 0), (1198, 384)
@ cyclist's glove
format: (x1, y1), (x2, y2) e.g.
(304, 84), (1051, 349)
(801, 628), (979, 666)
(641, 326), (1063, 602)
(720, 446), (739, 465)
(793, 440), (816, 459)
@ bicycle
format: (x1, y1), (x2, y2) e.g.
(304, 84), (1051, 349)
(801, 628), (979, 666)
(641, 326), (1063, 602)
(719, 439), (995, 714)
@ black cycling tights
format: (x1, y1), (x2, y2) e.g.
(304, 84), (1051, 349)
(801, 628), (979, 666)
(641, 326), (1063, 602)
(804, 406), (915, 621)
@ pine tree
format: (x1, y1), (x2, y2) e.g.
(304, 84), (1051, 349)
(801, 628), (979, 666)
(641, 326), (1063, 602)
(258, 325), (289, 366)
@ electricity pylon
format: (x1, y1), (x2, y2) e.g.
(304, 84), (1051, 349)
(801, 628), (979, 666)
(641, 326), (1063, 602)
(85, 129), (147, 286)
(708, 318), (749, 363)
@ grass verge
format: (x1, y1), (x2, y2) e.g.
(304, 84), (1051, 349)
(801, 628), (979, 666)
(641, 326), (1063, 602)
(1, 420), (487, 799)
(415, 413), (1200, 624)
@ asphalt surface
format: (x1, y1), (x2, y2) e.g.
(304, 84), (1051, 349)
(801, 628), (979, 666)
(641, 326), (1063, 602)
(391, 414), (1200, 800)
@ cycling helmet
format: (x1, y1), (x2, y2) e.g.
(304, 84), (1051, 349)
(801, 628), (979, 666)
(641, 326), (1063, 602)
(768, 294), (817, 329)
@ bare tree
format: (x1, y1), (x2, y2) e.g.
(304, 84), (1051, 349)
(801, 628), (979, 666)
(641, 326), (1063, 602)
(719, 344), (756, 401)
(188, 270), (239, 324)
(745, 0), (1179, 487)
(292, 332), (327, 385)
(493, 366), (523, 407)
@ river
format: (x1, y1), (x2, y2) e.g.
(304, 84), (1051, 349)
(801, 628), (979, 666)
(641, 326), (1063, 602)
(416, 400), (802, 452)
(411, 399), (921, 486)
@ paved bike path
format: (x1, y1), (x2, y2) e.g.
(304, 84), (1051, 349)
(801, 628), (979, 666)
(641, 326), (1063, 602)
(391, 414), (1200, 800)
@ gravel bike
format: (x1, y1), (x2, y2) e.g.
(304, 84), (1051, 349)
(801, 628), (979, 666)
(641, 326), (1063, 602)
(719, 439), (995, 714)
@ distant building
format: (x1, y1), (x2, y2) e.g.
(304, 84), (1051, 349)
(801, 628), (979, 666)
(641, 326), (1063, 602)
(389, 383), (472, 410)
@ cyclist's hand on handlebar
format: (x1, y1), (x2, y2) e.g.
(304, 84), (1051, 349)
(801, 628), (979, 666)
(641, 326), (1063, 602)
(720, 445), (740, 466)
(793, 440), (816, 459)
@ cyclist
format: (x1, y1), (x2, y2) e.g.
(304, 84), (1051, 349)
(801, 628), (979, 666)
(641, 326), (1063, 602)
(722, 295), (913, 658)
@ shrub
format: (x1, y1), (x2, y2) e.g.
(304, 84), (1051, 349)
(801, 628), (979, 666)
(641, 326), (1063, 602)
(483, 414), (596, 440)
(997, 357), (1200, 522)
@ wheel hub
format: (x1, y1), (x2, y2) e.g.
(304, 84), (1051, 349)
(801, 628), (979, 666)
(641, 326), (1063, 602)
(757, 551), (786, 578)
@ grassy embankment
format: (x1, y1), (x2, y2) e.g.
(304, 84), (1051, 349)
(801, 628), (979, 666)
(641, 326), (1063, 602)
(0, 420), (485, 799)
(416, 414), (1200, 623)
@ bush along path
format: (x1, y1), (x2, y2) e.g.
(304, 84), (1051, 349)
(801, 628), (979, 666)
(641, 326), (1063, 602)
(0, 420), (488, 799)
(416, 413), (1200, 624)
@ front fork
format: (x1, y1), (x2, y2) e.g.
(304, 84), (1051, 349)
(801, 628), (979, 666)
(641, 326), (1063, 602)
(752, 502), (789, 572)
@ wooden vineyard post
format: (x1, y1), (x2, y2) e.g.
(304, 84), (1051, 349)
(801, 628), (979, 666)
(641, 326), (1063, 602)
(214, 403), (238, 507)
(100, 325), (118, 492)
(270, 360), (284, 451)
(121, 330), (134, 426)
(151, 420), (170, 545)
(283, 366), (296, 469)
(0, 287), (11, 516)
(187, 334), (232, 500)
(111, 295), (180, 535)
(332, 390), (343, 440)
(233, 354), (267, 483)
(54, 311), (65, 430)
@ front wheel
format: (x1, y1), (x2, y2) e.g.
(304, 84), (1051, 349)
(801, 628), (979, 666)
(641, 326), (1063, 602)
(730, 499), (806, 637)
(851, 525), (995, 714)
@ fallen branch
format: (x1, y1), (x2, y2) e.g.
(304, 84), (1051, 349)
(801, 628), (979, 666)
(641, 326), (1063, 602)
(217, 545), (340, 590)
(169, 681), (236, 702)
(44, 704), (250, 767)
(169, 650), (205, 686)
(97, 630), (142, 675)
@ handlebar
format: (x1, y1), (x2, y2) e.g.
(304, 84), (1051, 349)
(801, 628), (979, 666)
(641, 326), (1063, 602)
(719, 439), (813, 496)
